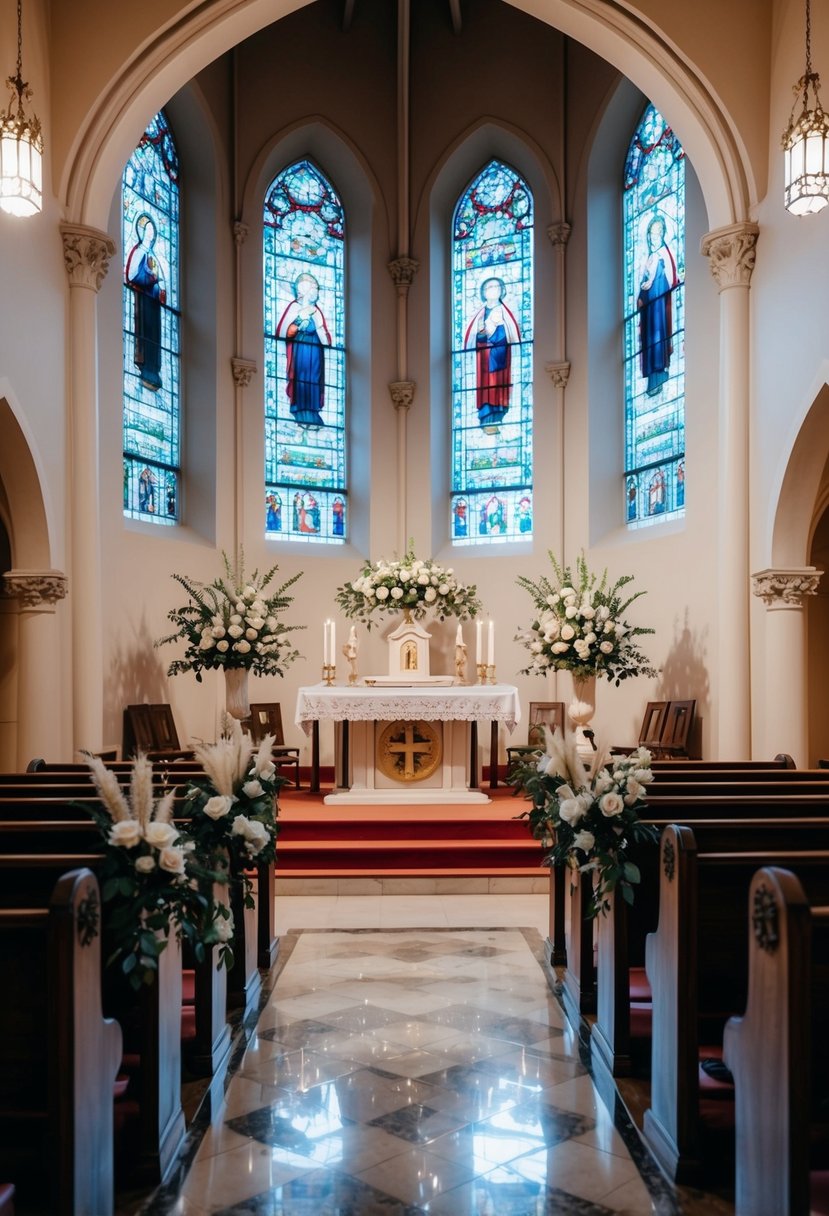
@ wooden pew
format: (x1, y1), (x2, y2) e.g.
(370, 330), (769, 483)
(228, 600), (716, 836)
(723, 866), (829, 1216)
(643, 826), (829, 1183)
(592, 816), (829, 1080)
(0, 864), (121, 1214)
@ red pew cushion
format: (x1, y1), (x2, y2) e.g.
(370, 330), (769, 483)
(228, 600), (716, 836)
(629, 967), (652, 1002)
(182, 969), (196, 1005)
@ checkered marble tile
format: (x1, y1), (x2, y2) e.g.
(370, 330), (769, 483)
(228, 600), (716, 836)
(163, 925), (676, 1216)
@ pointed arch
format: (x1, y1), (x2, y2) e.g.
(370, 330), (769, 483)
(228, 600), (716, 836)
(263, 159), (347, 543)
(121, 110), (181, 524)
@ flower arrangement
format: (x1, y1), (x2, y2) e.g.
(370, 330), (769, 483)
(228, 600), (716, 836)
(156, 550), (303, 680)
(516, 552), (658, 685)
(512, 729), (659, 916)
(179, 715), (282, 902)
(335, 546), (482, 627)
(84, 755), (230, 987)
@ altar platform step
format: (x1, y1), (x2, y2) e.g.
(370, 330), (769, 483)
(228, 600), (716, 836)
(275, 787), (546, 888)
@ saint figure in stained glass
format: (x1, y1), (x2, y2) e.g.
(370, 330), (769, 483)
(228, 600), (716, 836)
(276, 272), (332, 427)
(126, 214), (167, 391)
(637, 214), (678, 396)
(464, 276), (521, 431)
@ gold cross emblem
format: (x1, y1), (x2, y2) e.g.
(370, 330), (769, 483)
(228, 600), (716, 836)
(378, 719), (442, 783)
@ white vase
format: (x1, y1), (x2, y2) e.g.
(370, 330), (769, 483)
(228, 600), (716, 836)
(568, 674), (597, 759)
(224, 666), (250, 720)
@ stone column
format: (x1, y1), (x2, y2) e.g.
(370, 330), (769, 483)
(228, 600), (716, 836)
(388, 256), (418, 553)
(700, 222), (759, 758)
(232, 220), (252, 547)
(2, 570), (68, 767)
(61, 223), (116, 755)
(545, 359), (571, 705)
(752, 568), (821, 766)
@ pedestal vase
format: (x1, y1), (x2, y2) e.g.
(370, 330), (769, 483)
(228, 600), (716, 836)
(224, 667), (250, 720)
(569, 674), (597, 760)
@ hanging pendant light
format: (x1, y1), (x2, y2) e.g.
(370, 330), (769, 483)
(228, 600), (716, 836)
(0, 0), (43, 217)
(783, 0), (829, 215)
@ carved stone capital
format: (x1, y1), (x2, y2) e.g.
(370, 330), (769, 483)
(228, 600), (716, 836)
(3, 569), (68, 610)
(60, 223), (116, 292)
(388, 257), (419, 290)
(233, 221), (249, 247)
(545, 360), (571, 390)
(231, 357), (257, 389)
(547, 222), (572, 249)
(389, 380), (415, 411)
(752, 566), (822, 609)
(700, 222), (759, 291)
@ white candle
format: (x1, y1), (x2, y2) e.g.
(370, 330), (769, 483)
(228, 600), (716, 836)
(349, 624), (357, 644)
(330, 619), (336, 663)
(476, 619), (483, 660)
(455, 624), (463, 646)
(487, 620), (495, 666)
(323, 619), (331, 665)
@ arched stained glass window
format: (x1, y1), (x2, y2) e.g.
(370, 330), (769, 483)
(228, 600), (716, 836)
(451, 159), (533, 545)
(623, 103), (685, 525)
(263, 160), (346, 543)
(122, 111), (181, 523)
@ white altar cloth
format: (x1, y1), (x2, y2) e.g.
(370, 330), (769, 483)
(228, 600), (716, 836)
(294, 683), (521, 805)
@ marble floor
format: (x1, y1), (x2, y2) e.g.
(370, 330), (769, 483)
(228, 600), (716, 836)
(142, 895), (710, 1216)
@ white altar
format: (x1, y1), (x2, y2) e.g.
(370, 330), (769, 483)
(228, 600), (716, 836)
(294, 683), (521, 805)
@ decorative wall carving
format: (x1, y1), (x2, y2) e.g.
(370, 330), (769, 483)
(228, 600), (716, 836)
(545, 360), (571, 390)
(547, 222), (572, 249)
(231, 357), (257, 389)
(389, 380), (415, 410)
(388, 256), (419, 290)
(751, 566), (822, 609)
(3, 569), (68, 610)
(233, 220), (249, 247)
(60, 223), (116, 292)
(700, 222), (759, 290)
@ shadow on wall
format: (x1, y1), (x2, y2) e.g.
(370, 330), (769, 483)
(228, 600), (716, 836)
(656, 609), (710, 759)
(105, 613), (172, 750)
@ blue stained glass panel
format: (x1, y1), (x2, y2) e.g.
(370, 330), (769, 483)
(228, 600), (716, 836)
(623, 103), (685, 526)
(263, 160), (346, 543)
(122, 111), (181, 524)
(450, 160), (533, 545)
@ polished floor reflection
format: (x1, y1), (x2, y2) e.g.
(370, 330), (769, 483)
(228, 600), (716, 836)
(165, 893), (666, 1216)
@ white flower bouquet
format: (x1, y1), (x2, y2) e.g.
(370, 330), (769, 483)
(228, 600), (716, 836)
(512, 729), (659, 916)
(180, 716), (282, 896)
(156, 550), (303, 679)
(516, 552), (658, 685)
(335, 546), (482, 627)
(84, 754), (231, 986)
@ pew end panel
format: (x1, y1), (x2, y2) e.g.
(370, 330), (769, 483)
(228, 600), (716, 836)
(723, 867), (826, 1216)
(644, 825), (701, 1183)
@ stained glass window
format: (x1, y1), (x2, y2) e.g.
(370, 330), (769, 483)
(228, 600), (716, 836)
(122, 111), (181, 523)
(623, 103), (685, 526)
(450, 160), (533, 545)
(263, 160), (346, 543)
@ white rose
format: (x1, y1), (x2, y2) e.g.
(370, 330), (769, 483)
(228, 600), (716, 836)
(254, 760), (276, 780)
(216, 640), (229, 652)
(231, 813), (252, 837)
(244, 821), (270, 853)
(551, 641), (569, 654)
(438, 584), (449, 595)
(565, 605), (578, 619)
(234, 640), (251, 654)
(203, 794), (235, 820)
(585, 632), (597, 645)
(134, 854), (156, 873)
(230, 614), (242, 625)
(145, 821), (178, 848)
(110, 819), (143, 849)
(159, 846), (186, 875)
(424, 587), (437, 602)
(417, 574), (430, 585)
(211, 625), (226, 638)
(559, 799), (586, 826)
(634, 767), (654, 785)
(561, 624), (575, 641)
(215, 913), (233, 943)
(600, 641), (614, 654)
(600, 792), (624, 817)
(245, 628), (259, 640)
(581, 606), (595, 619)
(235, 602), (246, 613)
(227, 625), (244, 639)
(243, 779), (264, 798)
(391, 587), (403, 600)
(572, 830), (596, 851)
(243, 585), (257, 600)
(546, 593), (560, 606)
(199, 635), (215, 650)
(376, 586), (389, 600)
(625, 779), (646, 802)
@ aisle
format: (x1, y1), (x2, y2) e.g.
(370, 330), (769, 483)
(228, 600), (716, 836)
(173, 916), (663, 1214)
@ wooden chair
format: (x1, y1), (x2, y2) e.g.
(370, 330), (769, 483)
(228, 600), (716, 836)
(123, 703), (192, 760)
(657, 699), (696, 757)
(506, 701), (566, 776)
(247, 703), (301, 788)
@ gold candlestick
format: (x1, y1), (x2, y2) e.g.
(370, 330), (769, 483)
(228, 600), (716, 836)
(487, 663), (497, 685)
(322, 663), (336, 686)
(476, 662), (487, 685)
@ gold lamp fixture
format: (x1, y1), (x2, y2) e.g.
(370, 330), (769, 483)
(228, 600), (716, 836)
(0, 0), (42, 217)
(782, 0), (829, 215)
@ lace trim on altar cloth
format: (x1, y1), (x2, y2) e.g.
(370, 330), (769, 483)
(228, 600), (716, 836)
(295, 689), (520, 734)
